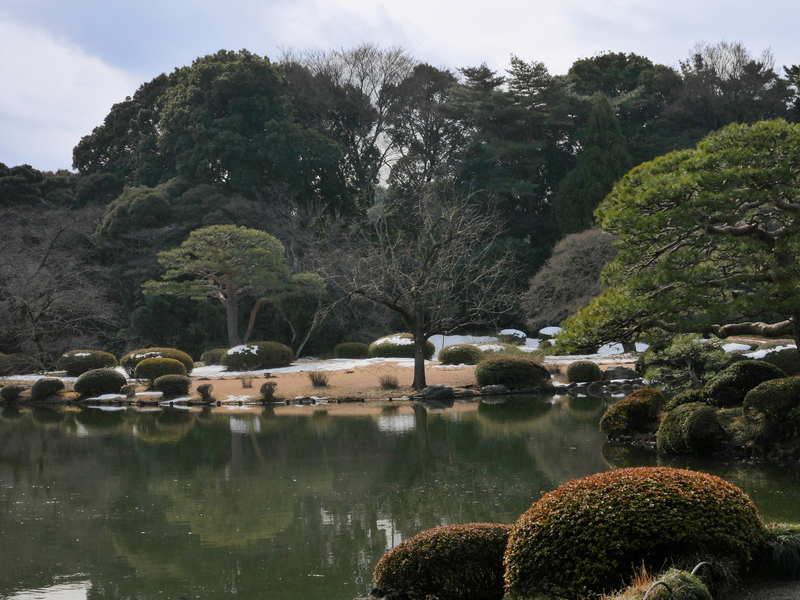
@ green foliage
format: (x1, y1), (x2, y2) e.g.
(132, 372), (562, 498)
(665, 389), (708, 412)
(438, 344), (485, 365)
(599, 388), (666, 436)
(566, 360), (603, 383)
(200, 348), (228, 365)
(503, 467), (769, 600)
(657, 402), (726, 454)
(636, 336), (731, 392)
(120, 347), (194, 377)
(475, 357), (550, 389)
(496, 330), (526, 345)
(373, 523), (511, 600)
(153, 374), (192, 396)
(333, 342), (370, 359)
(754, 523), (800, 580)
(74, 368), (127, 397)
(704, 360), (786, 408)
(761, 347), (800, 377)
(134, 358), (187, 389)
(0, 385), (25, 401)
(743, 376), (800, 427)
(30, 378), (65, 401)
(368, 334), (435, 359)
(644, 569), (713, 600)
(221, 342), (294, 371)
(561, 121), (800, 353)
(57, 350), (118, 377)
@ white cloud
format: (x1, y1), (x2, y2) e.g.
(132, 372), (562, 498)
(0, 18), (138, 170)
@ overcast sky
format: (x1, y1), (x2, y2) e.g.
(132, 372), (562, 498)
(2, 0), (799, 172)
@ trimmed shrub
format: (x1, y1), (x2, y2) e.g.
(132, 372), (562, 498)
(74, 368), (127, 397)
(120, 347), (194, 376)
(0, 353), (36, 376)
(475, 357), (550, 390)
(154, 374), (192, 396)
(369, 334), (435, 359)
(743, 376), (800, 424)
(200, 348), (228, 365)
(503, 467), (769, 600)
(134, 358), (186, 388)
(0, 385), (25, 401)
(566, 360), (603, 383)
(373, 523), (512, 600)
(704, 360), (786, 408)
(438, 344), (485, 365)
(196, 383), (214, 402)
(657, 402), (726, 454)
(599, 388), (667, 436)
(334, 342), (370, 359)
(222, 342), (293, 371)
(761, 347), (800, 377)
(497, 329), (526, 345)
(665, 388), (707, 412)
(259, 382), (277, 401)
(57, 350), (118, 376)
(30, 378), (65, 400)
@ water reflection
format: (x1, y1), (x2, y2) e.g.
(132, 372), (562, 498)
(0, 399), (799, 599)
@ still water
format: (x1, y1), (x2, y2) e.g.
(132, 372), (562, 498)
(1, 396), (799, 599)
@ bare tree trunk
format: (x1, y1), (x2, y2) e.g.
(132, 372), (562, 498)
(224, 293), (241, 347)
(412, 324), (427, 390)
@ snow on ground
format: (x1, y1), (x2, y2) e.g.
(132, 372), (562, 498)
(745, 345), (797, 359)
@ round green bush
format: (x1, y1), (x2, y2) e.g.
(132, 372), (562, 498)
(475, 357), (550, 390)
(373, 523), (512, 600)
(334, 342), (370, 359)
(438, 344), (485, 365)
(154, 374), (192, 396)
(368, 334), (435, 359)
(657, 402), (726, 454)
(566, 360), (603, 383)
(369, 333), (436, 360)
(665, 388), (707, 412)
(599, 388), (667, 436)
(761, 347), (800, 377)
(134, 358), (186, 388)
(743, 376), (800, 424)
(57, 350), (118, 376)
(74, 368), (127, 397)
(30, 378), (65, 400)
(121, 347), (194, 376)
(503, 467), (769, 600)
(704, 360), (786, 408)
(200, 348), (228, 365)
(221, 342), (294, 371)
(0, 385), (25, 401)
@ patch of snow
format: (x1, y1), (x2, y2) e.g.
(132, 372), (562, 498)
(227, 345), (259, 355)
(89, 394), (126, 401)
(539, 326), (563, 337)
(136, 391), (163, 398)
(476, 344), (506, 352)
(723, 343), (753, 352)
(745, 345), (796, 360)
(133, 351), (164, 359)
(374, 335), (414, 346)
(72, 352), (92, 357)
(499, 328), (526, 338)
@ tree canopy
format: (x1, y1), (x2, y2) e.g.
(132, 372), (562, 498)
(558, 120), (800, 352)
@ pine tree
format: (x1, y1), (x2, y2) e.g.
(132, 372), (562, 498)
(553, 93), (630, 235)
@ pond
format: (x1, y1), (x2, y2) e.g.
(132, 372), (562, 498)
(1, 396), (799, 599)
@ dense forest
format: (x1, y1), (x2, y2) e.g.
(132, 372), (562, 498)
(2, 41), (799, 369)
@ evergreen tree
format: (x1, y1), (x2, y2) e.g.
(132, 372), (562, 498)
(553, 93), (630, 235)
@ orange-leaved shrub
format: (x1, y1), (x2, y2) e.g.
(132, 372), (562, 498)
(599, 388), (666, 436)
(503, 467), (769, 600)
(373, 523), (512, 600)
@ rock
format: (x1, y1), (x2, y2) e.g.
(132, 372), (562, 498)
(603, 366), (639, 380)
(480, 384), (508, 395)
(587, 381), (606, 396)
(415, 385), (455, 399)
(454, 388), (478, 398)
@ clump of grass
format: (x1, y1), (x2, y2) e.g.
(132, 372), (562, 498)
(379, 375), (400, 390)
(240, 374), (254, 388)
(308, 370), (329, 387)
(756, 523), (800, 580)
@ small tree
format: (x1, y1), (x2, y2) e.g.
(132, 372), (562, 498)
(342, 188), (516, 389)
(144, 225), (295, 347)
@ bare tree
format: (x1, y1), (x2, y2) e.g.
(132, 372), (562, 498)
(338, 188), (517, 389)
(0, 206), (118, 369)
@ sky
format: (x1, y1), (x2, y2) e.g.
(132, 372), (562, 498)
(2, 0), (800, 172)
